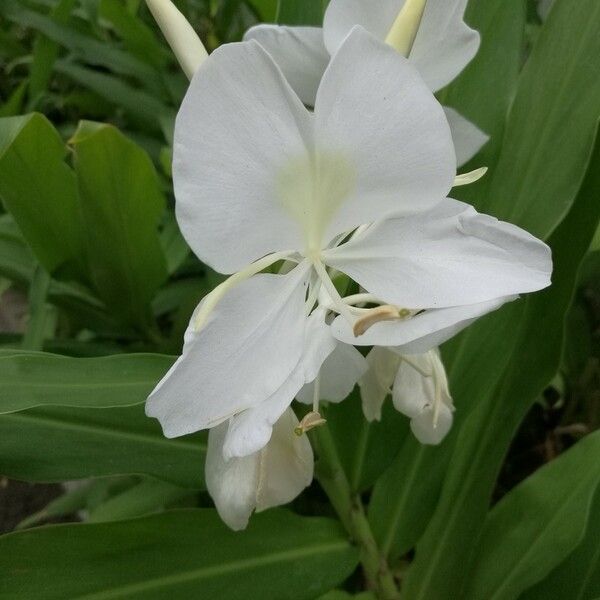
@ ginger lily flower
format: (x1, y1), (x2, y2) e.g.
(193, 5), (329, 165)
(245, 0), (487, 165)
(146, 26), (457, 453)
(206, 407), (313, 530)
(361, 347), (454, 445)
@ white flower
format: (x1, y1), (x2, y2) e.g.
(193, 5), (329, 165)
(245, 0), (488, 165)
(206, 407), (313, 530)
(360, 347), (453, 444)
(146, 26), (457, 452)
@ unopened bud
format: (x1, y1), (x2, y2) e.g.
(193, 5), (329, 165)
(145, 0), (208, 80)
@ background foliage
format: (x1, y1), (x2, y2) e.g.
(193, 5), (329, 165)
(0, 0), (599, 598)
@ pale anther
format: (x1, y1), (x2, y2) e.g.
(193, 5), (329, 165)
(453, 167), (488, 187)
(353, 305), (401, 337)
(294, 411), (327, 436)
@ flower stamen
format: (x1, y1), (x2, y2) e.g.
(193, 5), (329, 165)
(453, 166), (488, 187)
(353, 305), (403, 336)
(294, 411), (327, 436)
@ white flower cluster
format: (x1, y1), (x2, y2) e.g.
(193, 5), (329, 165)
(145, 0), (552, 530)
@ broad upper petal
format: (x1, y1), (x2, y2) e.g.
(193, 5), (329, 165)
(444, 106), (488, 167)
(243, 25), (329, 107)
(314, 28), (455, 242)
(410, 0), (480, 92)
(324, 198), (552, 309)
(332, 295), (516, 350)
(223, 308), (336, 459)
(173, 40), (312, 273)
(146, 264), (310, 437)
(323, 0), (479, 92)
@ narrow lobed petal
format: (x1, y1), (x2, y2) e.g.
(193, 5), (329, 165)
(146, 264), (310, 438)
(444, 106), (489, 167)
(243, 25), (329, 107)
(324, 198), (552, 310)
(358, 347), (402, 421)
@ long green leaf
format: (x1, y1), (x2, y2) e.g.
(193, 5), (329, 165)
(481, 0), (600, 238)
(0, 352), (174, 414)
(0, 404), (205, 488)
(401, 124), (600, 599)
(276, 0), (324, 25)
(71, 122), (168, 332)
(521, 486), (600, 600)
(0, 113), (84, 277)
(464, 431), (600, 600)
(0, 510), (359, 599)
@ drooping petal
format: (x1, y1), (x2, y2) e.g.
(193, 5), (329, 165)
(323, 0), (403, 56)
(146, 264), (310, 438)
(332, 295), (516, 350)
(391, 354), (435, 418)
(296, 341), (368, 404)
(409, 0), (479, 92)
(410, 403), (453, 445)
(255, 407), (314, 512)
(444, 106), (489, 167)
(358, 347), (401, 421)
(205, 421), (260, 531)
(243, 25), (329, 107)
(174, 40), (312, 273)
(323, 0), (479, 92)
(223, 308), (336, 459)
(205, 408), (313, 531)
(313, 27), (455, 245)
(324, 198), (552, 309)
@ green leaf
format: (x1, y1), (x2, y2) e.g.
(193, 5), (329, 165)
(400, 125), (600, 600)
(248, 0), (277, 21)
(0, 510), (359, 599)
(276, 0), (324, 26)
(439, 0), (525, 207)
(521, 486), (600, 600)
(71, 122), (168, 332)
(0, 352), (174, 414)
(0, 113), (84, 277)
(21, 266), (52, 351)
(0, 404), (205, 488)
(481, 0), (600, 238)
(464, 431), (600, 600)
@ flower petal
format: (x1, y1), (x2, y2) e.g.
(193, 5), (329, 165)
(314, 27), (455, 242)
(243, 25), (329, 107)
(323, 0), (403, 56)
(444, 106), (489, 167)
(332, 295), (516, 350)
(410, 0), (479, 92)
(392, 354), (435, 418)
(358, 347), (401, 421)
(146, 264), (310, 438)
(205, 408), (313, 530)
(410, 403), (453, 445)
(296, 341), (368, 404)
(174, 40), (312, 273)
(223, 308), (336, 459)
(324, 198), (552, 309)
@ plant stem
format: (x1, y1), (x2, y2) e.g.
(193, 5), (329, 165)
(312, 425), (400, 600)
(22, 265), (52, 351)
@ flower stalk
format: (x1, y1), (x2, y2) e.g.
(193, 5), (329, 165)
(312, 422), (400, 599)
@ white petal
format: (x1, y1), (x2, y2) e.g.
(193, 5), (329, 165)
(255, 407), (314, 512)
(313, 27), (455, 243)
(323, 0), (479, 92)
(206, 408), (313, 530)
(174, 40), (312, 273)
(243, 25), (329, 107)
(410, 0), (480, 92)
(205, 421), (260, 531)
(332, 295), (516, 350)
(297, 341), (367, 404)
(410, 403), (453, 445)
(358, 347), (401, 421)
(444, 106), (489, 167)
(392, 355), (435, 418)
(323, 0), (403, 56)
(146, 264), (310, 437)
(324, 198), (552, 309)
(223, 308), (336, 459)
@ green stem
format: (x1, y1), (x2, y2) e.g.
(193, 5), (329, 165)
(312, 425), (400, 600)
